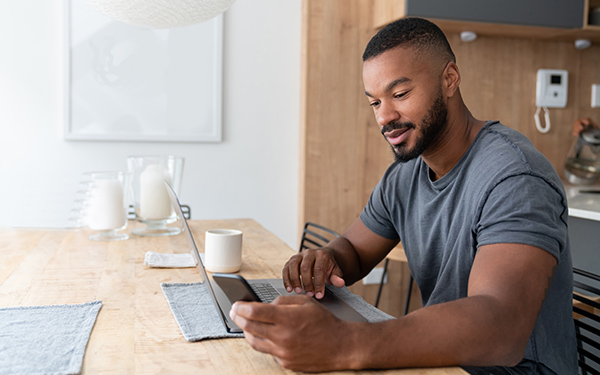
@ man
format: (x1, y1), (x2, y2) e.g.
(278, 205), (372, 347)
(230, 17), (577, 374)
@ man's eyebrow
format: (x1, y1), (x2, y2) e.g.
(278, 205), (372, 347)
(365, 77), (411, 98)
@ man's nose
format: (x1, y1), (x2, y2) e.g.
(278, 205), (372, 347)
(377, 102), (400, 127)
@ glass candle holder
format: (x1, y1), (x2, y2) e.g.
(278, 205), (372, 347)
(85, 171), (131, 241)
(127, 155), (184, 236)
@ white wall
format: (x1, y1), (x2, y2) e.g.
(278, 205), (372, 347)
(0, 0), (301, 248)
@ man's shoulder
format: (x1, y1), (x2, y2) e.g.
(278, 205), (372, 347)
(472, 121), (556, 175)
(477, 121), (535, 158)
(467, 121), (565, 200)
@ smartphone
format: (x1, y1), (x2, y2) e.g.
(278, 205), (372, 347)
(212, 273), (261, 303)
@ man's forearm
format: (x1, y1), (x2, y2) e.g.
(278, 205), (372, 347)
(324, 235), (367, 286)
(343, 243), (556, 370)
(324, 218), (399, 286)
(344, 295), (529, 370)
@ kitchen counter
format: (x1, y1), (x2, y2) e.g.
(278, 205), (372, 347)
(563, 180), (600, 221)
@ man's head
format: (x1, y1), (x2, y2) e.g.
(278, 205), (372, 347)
(363, 17), (455, 66)
(362, 18), (459, 163)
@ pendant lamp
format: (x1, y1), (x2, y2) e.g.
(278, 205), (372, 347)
(82, 0), (237, 28)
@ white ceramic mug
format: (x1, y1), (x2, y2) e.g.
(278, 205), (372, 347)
(204, 229), (243, 273)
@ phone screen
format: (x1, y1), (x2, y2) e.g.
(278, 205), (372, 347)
(212, 273), (261, 303)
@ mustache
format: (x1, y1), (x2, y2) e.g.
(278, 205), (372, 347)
(381, 120), (415, 136)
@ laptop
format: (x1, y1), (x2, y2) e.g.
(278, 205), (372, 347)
(164, 182), (368, 333)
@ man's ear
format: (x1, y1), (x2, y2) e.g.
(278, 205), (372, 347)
(442, 61), (461, 97)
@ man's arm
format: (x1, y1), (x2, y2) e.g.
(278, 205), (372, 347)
(282, 218), (399, 298)
(231, 242), (557, 372)
(354, 243), (557, 369)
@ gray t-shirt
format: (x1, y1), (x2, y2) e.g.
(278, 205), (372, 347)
(360, 121), (577, 374)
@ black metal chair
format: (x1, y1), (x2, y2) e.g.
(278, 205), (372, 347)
(127, 204), (191, 220)
(573, 267), (600, 375)
(375, 259), (413, 315)
(298, 222), (340, 252)
(374, 244), (414, 315)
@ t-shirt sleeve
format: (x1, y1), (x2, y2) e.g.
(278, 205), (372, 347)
(476, 174), (568, 261)
(359, 178), (400, 240)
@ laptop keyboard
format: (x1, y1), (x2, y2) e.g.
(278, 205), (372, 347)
(250, 283), (281, 303)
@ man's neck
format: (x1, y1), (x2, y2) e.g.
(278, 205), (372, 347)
(421, 107), (485, 181)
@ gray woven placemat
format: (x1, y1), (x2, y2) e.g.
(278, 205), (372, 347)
(161, 282), (243, 341)
(0, 300), (102, 375)
(161, 282), (393, 342)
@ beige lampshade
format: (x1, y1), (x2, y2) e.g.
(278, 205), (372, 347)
(82, 0), (237, 28)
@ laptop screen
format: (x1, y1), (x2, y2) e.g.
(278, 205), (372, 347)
(164, 181), (252, 332)
(164, 181), (214, 293)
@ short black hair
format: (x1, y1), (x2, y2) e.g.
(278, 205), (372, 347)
(363, 17), (455, 63)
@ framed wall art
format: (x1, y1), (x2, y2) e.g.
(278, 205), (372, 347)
(64, 0), (223, 142)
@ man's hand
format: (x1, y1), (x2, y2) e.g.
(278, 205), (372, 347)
(229, 295), (360, 372)
(281, 218), (399, 299)
(282, 248), (345, 299)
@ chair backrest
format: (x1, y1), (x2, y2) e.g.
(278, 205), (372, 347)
(573, 267), (600, 375)
(299, 222), (340, 252)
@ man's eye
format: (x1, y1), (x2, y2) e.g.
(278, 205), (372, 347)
(394, 92), (408, 99)
(369, 101), (380, 107)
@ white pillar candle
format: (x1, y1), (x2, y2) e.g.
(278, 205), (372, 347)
(139, 164), (173, 220)
(88, 179), (126, 230)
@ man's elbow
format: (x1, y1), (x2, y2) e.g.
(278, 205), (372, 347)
(493, 314), (537, 366)
(462, 324), (531, 367)
(493, 342), (528, 368)
(498, 333), (531, 367)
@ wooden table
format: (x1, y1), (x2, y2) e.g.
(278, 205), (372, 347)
(0, 218), (466, 375)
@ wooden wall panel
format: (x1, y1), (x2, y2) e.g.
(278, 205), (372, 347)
(300, 0), (381, 234)
(452, 34), (600, 175)
(372, 0), (405, 29)
(300, 0), (600, 311)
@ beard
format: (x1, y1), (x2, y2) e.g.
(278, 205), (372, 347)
(381, 89), (448, 163)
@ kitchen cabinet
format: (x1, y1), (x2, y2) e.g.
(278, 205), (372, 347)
(568, 216), (600, 275)
(564, 183), (600, 277)
(558, 165), (600, 275)
(373, 0), (600, 42)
